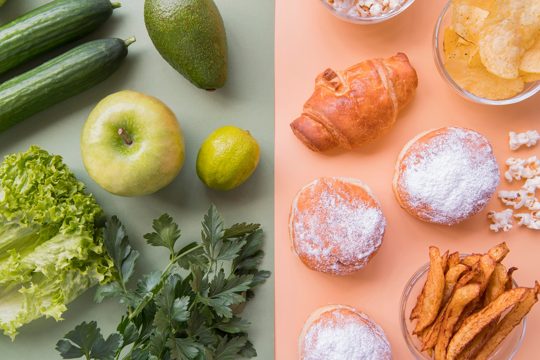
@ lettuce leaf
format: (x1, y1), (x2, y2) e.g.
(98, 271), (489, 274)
(0, 146), (113, 339)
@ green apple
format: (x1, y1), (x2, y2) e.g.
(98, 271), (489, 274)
(81, 90), (185, 196)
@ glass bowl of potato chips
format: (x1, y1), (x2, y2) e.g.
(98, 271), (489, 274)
(400, 250), (528, 360)
(434, 0), (540, 105)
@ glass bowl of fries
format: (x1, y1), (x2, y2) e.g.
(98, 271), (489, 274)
(400, 258), (527, 360)
(434, 0), (540, 105)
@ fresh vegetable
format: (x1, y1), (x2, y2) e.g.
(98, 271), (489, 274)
(144, 0), (228, 90)
(0, 37), (135, 132)
(56, 206), (270, 360)
(81, 90), (185, 197)
(0, 146), (114, 340)
(0, 0), (120, 75)
(197, 126), (260, 191)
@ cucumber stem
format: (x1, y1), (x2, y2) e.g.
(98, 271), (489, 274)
(118, 128), (133, 146)
(111, 2), (122, 9)
(124, 37), (136, 47)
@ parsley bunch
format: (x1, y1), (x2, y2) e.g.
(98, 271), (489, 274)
(56, 205), (270, 360)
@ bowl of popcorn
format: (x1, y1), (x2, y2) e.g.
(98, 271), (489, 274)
(320, 0), (416, 24)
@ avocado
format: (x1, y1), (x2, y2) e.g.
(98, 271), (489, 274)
(144, 0), (228, 90)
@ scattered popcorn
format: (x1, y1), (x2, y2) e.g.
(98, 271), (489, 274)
(498, 189), (530, 210)
(504, 156), (540, 182)
(515, 211), (540, 230)
(488, 209), (514, 232)
(490, 159), (540, 232)
(509, 130), (540, 151)
(523, 176), (540, 194)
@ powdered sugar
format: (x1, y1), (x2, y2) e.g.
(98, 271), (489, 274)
(301, 307), (392, 360)
(398, 127), (500, 225)
(290, 178), (386, 274)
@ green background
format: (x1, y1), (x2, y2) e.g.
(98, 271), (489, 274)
(0, 0), (275, 358)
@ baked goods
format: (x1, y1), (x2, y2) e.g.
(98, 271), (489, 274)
(410, 243), (540, 360)
(442, 0), (540, 100)
(289, 177), (386, 275)
(393, 127), (500, 225)
(300, 305), (391, 360)
(290, 53), (418, 152)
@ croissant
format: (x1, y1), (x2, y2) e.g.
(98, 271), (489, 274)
(291, 53), (418, 152)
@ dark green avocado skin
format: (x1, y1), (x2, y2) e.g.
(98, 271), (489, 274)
(144, 0), (228, 90)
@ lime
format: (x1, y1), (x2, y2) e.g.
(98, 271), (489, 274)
(197, 126), (260, 191)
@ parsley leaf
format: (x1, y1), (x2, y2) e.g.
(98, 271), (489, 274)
(214, 336), (249, 360)
(56, 321), (121, 360)
(57, 206), (269, 360)
(215, 317), (251, 334)
(144, 214), (182, 255)
(223, 223), (260, 239)
(103, 216), (139, 286)
(168, 337), (201, 360)
(201, 205), (225, 261)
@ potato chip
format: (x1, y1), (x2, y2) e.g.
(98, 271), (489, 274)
(453, 0), (494, 11)
(479, 19), (522, 79)
(493, 0), (540, 49)
(520, 38), (540, 74)
(444, 28), (478, 63)
(445, 59), (525, 99)
(521, 72), (540, 83)
(452, 4), (489, 43)
(468, 48), (483, 67)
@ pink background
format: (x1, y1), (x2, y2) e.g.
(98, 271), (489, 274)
(274, 0), (540, 358)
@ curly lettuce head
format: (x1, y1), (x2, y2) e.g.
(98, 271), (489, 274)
(0, 146), (113, 339)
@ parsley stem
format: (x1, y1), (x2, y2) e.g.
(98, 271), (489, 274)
(128, 244), (204, 320)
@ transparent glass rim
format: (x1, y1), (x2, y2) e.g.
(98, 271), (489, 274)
(400, 258), (527, 360)
(319, 0), (416, 24)
(433, 0), (540, 105)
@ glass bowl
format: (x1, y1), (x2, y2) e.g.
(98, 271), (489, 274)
(433, 1), (540, 105)
(320, 0), (416, 25)
(400, 259), (527, 360)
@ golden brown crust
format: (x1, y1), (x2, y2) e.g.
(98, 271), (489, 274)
(291, 53), (418, 152)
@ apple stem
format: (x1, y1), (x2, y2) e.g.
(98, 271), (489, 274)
(118, 128), (133, 146)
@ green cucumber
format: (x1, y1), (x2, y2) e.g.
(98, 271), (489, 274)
(0, 37), (135, 132)
(0, 0), (120, 75)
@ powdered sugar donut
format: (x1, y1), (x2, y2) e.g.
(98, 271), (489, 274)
(393, 127), (500, 225)
(289, 177), (386, 275)
(299, 305), (392, 360)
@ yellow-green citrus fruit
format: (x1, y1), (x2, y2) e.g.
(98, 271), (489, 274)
(197, 126), (260, 191)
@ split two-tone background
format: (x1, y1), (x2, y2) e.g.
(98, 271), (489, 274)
(2, 0), (540, 359)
